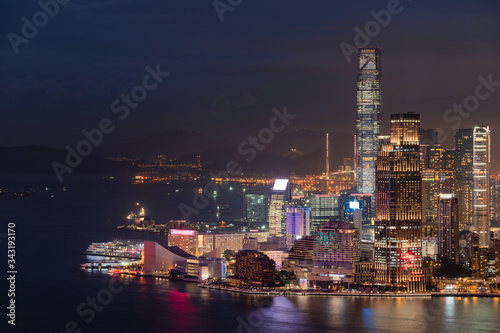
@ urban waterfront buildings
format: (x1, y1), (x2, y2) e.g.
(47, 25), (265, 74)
(473, 126), (491, 247)
(374, 113), (425, 291)
(233, 250), (276, 287)
(437, 194), (459, 264)
(356, 47), (382, 201)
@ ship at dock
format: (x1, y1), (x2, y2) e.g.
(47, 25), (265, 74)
(81, 239), (143, 259)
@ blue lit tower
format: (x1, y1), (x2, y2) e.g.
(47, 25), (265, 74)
(356, 47), (382, 201)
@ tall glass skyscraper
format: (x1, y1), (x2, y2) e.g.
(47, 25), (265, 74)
(356, 47), (382, 199)
(473, 125), (491, 247)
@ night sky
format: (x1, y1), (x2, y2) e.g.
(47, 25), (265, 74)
(2, 0), (500, 169)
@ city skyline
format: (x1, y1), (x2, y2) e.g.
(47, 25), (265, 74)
(3, 1), (500, 332)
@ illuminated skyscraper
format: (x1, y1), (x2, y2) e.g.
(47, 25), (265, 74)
(268, 179), (290, 236)
(455, 128), (474, 229)
(374, 113), (424, 291)
(473, 126), (491, 247)
(491, 174), (500, 222)
(285, 206), (311, 248)
(356, 47), (382, 200)
(437, 194), (459, 264)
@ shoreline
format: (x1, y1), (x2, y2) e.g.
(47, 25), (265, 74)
(197, 284), (500, 298)
(109, 271), (500, 298)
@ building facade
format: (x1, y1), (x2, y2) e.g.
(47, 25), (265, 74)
(374, 113), (424, 291)
(437, 194), (459, 264)
(473, 126), (491, 247)
(356, 47), (382, 200)
(455, 128), (474, 229)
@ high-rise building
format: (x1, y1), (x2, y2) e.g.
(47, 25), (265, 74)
(285, 206), (311, 248)
(314, 221), (360, 266)
(356, 47), (382, 200)
(455, 128), (474, 229)
(374, 113), (424, 291)
(268, 179), (290, 236)
(473, 125), (491, 247)
(491, 174), (500, 222)
(437, 194), (459, 264)
(245, 194), (267, 222)
(420, 144), (456, 224)
(340, 193), (372, 225)
(309, 194), (340, 230)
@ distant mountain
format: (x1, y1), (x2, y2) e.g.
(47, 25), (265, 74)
(96, 129), (226, 159)
(1, 130), (354, 177)
(201, 131), (354, 176)
(0, 145), (136, 175)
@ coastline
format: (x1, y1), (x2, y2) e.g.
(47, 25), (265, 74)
(197, 284), (500, 298)
(108, 271), (500, 298)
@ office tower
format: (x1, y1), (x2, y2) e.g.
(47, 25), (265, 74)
(309, 194), (340, 230)
(437, 194), (459, 264)
(285, 207), (311, 248)
(374, 113), (424, 291)
(245, 194), (267, 222)
(420, 145), (456, 224)
(341, 193), (371, 225)
(234, 250), (276, 286)
(473, 125), (491, 247)
(314, 221), (360, 266)
(268, 179), (290, 236)
(356, 47), (382, 199)
(491, 174), (500, 222)
(455, 128), (474, 229)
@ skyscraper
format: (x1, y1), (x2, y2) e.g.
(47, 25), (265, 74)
(356, 47), (382, 201)
(437, 194), (459, 264)
(309, 193), (340, 230)
(245, 194), (267, 222)
(473, 126), (491, 247)
(374, 113), (424, 291)
(285, 206), (311, 248)
(455, 128), (474, 229)
(268, 179), (290, 236)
